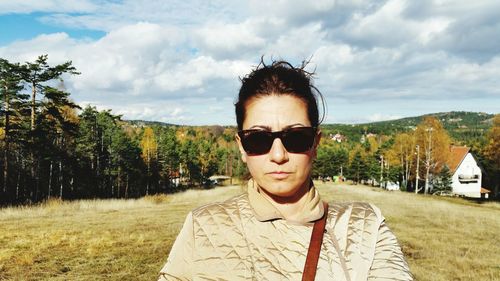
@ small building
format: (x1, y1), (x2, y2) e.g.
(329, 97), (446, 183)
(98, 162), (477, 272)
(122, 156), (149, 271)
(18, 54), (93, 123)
(385, 181), (400, 191)
(169, 170), (181, 187)
(208, 175), (232, 185)
(331, 133), (347, 143)
(446, 146), (490, 198)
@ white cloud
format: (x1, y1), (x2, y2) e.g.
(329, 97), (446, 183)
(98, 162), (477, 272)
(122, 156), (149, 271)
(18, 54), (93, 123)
(69, 22), (185, 92)
(367, 113), (403, 122)
(117, 104), (192, 123)
(30, 0), (249, 32)
(154, 56), (242, 92)
(263, 22), (328, 60)
(0, 0), (499, 124)
(417, 17), (452, 45)
(0, 33), (75, 63)
(195, 20), (266, 59)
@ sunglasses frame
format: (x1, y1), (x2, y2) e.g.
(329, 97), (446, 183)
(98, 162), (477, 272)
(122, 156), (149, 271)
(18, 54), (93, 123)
(238, 126), (318, 156)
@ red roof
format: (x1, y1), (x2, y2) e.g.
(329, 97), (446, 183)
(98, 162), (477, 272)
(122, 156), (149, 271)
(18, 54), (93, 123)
(481, 188), (491, 194)
(447, 146), (470, 174)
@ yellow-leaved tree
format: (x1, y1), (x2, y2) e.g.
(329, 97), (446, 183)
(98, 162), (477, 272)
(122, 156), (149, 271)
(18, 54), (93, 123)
(414, 117), (451, 194)
(386, 132), (415, 191)
(140, 127), (157, 195)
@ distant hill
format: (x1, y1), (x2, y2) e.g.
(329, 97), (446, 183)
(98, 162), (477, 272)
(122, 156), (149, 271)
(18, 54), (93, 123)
(126, 111), (496, 143)
(126, 120), (178, 127)
(321, 111), (495, 143)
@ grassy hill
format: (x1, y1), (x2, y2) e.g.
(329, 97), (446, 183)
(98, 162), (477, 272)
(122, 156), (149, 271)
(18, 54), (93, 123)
(127, 111), (496, 143)
(1, 182), (499, 280)
(321, 111), (495, 143)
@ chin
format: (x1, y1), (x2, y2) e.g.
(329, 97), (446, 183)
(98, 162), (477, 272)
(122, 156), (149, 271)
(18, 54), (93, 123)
(260, 180), (304, 198)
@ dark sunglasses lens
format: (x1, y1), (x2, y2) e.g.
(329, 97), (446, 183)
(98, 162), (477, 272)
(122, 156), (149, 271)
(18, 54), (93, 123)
(241, 131), (273, 155)
(282, 128), (316, 153)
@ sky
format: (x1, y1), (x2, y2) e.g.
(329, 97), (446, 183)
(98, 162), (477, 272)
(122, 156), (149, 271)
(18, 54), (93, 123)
(0, 0), (499, 125)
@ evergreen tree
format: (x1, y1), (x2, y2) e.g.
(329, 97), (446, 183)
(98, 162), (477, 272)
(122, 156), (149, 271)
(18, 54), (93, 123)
(0, 59), (27, 200)
(313, 144), (349, 179)
(180, 139), (201, 186)
(366, 155), (380, 186)
(348, 151), (368, 184)
(433, 165), (453, 194)
(36, 84), (81, 200)
(198, 138), (218, 187)
(75, 106), (101, 197)
(157, 126), (180, 192)
(109, 126), (141, 198)
(20, 55), (79, 132)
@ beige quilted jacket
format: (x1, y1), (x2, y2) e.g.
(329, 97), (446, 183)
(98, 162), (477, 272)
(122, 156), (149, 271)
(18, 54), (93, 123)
(159, 181), (413, 280)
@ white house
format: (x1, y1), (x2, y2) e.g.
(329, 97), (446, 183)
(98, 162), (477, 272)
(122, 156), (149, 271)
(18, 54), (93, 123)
(331, 133), (347, 143)
(446, 146), (490, 198)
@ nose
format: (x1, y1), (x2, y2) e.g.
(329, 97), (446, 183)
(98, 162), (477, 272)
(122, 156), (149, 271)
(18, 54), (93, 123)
(269, 137), (289, 164)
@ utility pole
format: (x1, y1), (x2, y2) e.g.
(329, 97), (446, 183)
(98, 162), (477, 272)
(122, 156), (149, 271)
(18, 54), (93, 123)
(380, 155), (384, 188)
(424, 128), (433, 194)
(415, 145), (420, 194)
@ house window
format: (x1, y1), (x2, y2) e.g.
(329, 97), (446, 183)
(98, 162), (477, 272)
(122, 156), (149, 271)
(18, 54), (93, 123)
(458, 174), (479, 183)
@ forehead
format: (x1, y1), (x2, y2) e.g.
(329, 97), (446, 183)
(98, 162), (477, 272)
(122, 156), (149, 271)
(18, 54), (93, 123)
(243, 95), (310, 129)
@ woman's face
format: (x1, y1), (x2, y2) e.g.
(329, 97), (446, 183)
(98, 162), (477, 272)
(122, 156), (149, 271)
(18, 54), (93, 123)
(236, 95), (320, 199)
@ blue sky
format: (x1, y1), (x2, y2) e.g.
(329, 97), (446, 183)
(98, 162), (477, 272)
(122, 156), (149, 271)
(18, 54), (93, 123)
(0, 0), (499, 125)
(0, 12), (105, 45)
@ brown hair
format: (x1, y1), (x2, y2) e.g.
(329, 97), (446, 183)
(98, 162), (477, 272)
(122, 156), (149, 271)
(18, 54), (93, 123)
(235, 58), (325, 130)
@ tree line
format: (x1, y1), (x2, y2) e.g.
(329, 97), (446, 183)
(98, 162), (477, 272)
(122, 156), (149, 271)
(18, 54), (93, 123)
(315, 115), (499, 197)
(0, 55), (247, 205)
(1, 55), (498, 205)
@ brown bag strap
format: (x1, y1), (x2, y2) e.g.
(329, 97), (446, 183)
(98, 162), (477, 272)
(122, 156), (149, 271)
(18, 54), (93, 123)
(302, 202), (329, 281)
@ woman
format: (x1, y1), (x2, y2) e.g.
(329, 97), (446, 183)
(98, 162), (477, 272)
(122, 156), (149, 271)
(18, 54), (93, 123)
(158, 60), (413, 280)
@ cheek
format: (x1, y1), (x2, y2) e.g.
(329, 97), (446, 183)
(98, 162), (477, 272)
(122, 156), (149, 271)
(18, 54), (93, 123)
(296, 153), (314, 166)
(302, 157), (313, 170)
(288, 155), (314, 175)
(245, 156), (265, 173)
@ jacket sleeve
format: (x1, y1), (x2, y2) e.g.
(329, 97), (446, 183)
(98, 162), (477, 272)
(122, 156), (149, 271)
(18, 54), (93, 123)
(367, 206), (414, 281)
(158, 212), (194, 281)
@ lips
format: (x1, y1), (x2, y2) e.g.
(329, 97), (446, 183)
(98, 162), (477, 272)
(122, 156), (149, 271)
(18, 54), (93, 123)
(268, 171), (291, 179)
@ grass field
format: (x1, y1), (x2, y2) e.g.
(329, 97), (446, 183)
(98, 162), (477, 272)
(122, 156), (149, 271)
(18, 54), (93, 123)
(1, 182), (499, 281)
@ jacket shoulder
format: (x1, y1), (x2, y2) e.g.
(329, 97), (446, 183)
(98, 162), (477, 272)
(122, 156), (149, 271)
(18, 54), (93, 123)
(326, 201), (385, 247)
(325, 202), (389, 279)
(191, 193), (248, 221)
(327, 201), (384, 222)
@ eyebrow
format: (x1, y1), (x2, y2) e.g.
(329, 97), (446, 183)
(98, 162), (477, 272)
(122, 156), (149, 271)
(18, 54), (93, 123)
(247, 123), (308, 131)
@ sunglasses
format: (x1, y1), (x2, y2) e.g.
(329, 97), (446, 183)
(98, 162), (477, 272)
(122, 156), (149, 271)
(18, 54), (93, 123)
(238, 127), (317, 156)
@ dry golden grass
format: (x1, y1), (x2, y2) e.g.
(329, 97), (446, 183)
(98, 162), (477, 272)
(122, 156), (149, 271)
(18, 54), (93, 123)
(0, 182), (499, 281)
(315, 182), (500, 281)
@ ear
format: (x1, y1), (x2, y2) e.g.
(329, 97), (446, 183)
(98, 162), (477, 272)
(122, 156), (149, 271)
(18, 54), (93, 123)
(235, 133), (248, 163)
(311, 129), (322, 158)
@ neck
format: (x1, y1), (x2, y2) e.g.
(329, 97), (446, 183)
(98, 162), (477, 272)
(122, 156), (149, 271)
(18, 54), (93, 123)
(258, 179), (312, 221)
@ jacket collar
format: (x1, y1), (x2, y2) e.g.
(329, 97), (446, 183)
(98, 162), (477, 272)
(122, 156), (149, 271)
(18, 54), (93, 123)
(247, 179), (324, 224)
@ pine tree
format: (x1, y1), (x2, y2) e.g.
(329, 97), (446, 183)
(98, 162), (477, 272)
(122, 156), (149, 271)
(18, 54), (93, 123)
(433, 165), (453, 194)
(348, 151), (368, 184)
(0, 59), (26, 199)
(110, 126), (141, 198)
(21, 55), (79, 132)
(157, 127), (180, 192)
